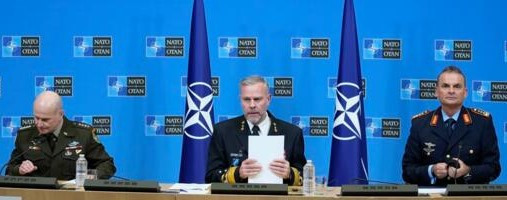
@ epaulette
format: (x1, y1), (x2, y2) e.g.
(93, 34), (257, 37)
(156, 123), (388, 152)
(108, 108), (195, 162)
(470, 108), (490, 118)
(412, 110), (430, 120)
(72, 121), (100, 143)
(18, 125), (35, 131)
(72, 121), (93, 130)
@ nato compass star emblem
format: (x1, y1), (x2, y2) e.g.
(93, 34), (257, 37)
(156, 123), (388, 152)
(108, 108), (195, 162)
(476, 84), (487, 98)
(184, 82), (214, 140)
(333, 82), (363, 141)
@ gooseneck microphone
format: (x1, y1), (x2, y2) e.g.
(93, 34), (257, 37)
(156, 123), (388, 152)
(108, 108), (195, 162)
(0, 136), (46, 175)
(452, 144), (462, 184)
(111, 175), (130, 180)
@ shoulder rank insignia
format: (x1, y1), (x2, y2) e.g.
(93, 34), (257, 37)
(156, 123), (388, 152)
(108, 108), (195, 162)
(72, 121), (93, 129)
(470, 108), (490, 118)
(19, 125), (35, 131)
(412, 110), (430, 120)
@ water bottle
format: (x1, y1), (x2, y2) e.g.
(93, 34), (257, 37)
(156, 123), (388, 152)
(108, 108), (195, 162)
(75, 154), (87, 189)
(303, 160), (315, 196)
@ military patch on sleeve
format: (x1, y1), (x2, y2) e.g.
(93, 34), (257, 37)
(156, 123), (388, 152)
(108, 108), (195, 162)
(412, 110), (430, 120)
(470, 108), (490, 118)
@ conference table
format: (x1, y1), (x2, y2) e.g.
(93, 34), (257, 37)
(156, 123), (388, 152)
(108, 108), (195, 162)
(1, 185), (507, 200)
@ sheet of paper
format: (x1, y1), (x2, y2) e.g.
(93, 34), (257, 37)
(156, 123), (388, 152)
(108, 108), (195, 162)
(248, 135), (284, 184)
(168, 183), (210, 194)
(418, 187), (446, 195)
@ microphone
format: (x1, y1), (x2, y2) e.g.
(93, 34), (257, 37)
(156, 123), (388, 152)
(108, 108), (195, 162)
(445, 144), (461, 169)
(350, 178), (401, 185)
(111, 175), (130, 181)
(447, 144), (462, 184)
(0, 136), (46, 175)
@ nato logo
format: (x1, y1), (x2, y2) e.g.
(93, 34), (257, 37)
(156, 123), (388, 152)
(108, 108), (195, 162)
(145, 115), (183, 136)
(291, 38), (329, 58)
(2, 116), (34, 138)
(218, 37), (257, 58)
(327, 77), (366, 99)
(400, 79), (437, 100)
(181, 76), (219, 97)
(35, 76), (73, 96)
(108, 76), (146, 97)
(292, 116), (328, 136)
(473, 81), (507, 102)
(146, 36), (184, 57)
(365, 117), (401, 139)
(363, 38), (401, 59)
(265, 77), (293, 97)
(74, 36), (112, 57)
(74, 116), (112, 135)
(435, 40), (472, 61)
(2, 36), (40, 57)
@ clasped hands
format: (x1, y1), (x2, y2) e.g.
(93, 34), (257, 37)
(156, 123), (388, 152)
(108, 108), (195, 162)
(432, 158), (470, 179)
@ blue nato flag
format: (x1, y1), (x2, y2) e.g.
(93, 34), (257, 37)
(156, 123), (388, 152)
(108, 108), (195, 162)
(179, 0), (215, 183)
(328, 0), (368, 186)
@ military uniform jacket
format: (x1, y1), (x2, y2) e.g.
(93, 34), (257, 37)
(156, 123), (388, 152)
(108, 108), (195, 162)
(6, 116), (116, 180)
(402, 106), (501, 186)
(206, 112), (307, 185)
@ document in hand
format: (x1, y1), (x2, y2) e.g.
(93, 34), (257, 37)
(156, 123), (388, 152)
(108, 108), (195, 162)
(248, 135), (284, 184)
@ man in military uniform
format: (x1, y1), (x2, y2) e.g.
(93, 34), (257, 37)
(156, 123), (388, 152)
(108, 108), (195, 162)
(5, 91), (116, 180)
(402, 66), (501, 186)
(206, 76), (307, 185)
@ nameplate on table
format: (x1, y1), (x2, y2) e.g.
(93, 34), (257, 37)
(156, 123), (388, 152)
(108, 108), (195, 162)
(341, 184), (418, 196)
(0, 176), (58, 189)
(84, 179), (160, 192)
(211, 183), (288, 195)
(446, 184), (507, 196)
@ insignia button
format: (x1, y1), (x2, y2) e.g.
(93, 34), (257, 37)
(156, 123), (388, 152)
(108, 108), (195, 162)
(446, 154), (450, 159)
(469, 149), (474, 154)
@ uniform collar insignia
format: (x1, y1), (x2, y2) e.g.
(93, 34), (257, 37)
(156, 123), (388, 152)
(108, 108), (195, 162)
(430, 111), (439, 127)
(462, 109), (472, 125)
(240, 120), (245, 132)
(272, 122), (278, 133)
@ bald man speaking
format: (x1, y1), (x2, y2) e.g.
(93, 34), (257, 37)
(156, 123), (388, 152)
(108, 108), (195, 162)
(5, 91), (116, 180)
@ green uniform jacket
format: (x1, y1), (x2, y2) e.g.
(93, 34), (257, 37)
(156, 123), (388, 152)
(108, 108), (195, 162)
(6, 116), (116, 180)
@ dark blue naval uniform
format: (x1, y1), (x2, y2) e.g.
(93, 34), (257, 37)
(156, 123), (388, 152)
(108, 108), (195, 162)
(402, 106), (501, 186)
(206, 112), (307, 185)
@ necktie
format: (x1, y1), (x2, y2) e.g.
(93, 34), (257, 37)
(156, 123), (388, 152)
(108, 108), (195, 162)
(445, 118), (456, 138)
(46, 133), (57, 152)
(252, 125), (260, 136)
